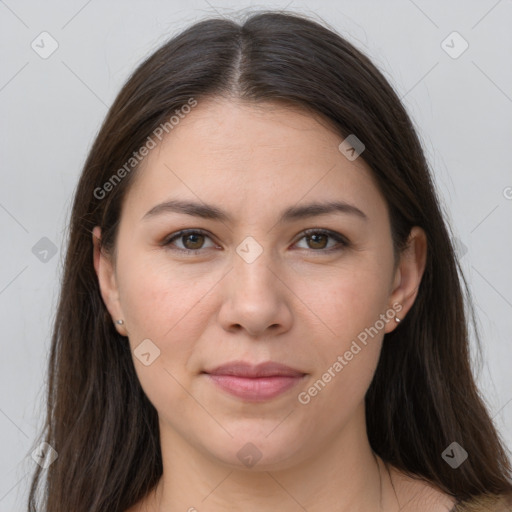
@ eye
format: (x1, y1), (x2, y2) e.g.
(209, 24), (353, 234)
(294, 228), (349, 252)
(161, 229), (217, 254)
(161, 228), (349, 256)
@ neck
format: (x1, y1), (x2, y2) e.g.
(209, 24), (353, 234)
(149, 404), (399, 512)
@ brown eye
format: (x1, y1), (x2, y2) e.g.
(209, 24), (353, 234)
(162, 229), (216, 253)
(306, 233), (329, 250)
(180, 232), (205, 250)
(295, 229), (348, 252)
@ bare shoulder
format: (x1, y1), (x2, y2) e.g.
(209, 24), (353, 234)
(389, 466), (512, 512)
(387, 465), (457, 512)
(391, 468), (512, 512)
(453, 491), (512, 511)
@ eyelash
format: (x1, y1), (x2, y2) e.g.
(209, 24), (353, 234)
(161, 228), (349, 256)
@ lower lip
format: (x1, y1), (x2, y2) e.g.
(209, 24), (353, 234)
(205, 373), (305, 401)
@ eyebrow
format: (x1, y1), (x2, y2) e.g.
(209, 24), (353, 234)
(141, 199), (367, 223)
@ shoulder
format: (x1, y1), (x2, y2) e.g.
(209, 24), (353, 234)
(386, 463), (512, 512)
(386, 465), (457, 511)
(451, 492), (512, 512)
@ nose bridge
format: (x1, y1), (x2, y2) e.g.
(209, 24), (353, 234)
(218, 234), (292, 336)
(232, 234), (278, 299)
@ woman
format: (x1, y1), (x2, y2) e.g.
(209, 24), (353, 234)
(28, 10), (512, 512)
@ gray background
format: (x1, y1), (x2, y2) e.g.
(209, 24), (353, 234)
(1, 0), (511, 510)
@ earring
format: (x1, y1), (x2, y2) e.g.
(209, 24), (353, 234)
(116, 319), (124, 325)
(395, 317), (401, 324)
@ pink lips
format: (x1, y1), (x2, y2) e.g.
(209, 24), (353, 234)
(203, 361), (306, 402)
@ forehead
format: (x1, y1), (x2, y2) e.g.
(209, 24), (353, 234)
(121, 97), (384, 223)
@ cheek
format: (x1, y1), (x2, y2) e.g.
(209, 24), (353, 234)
(119, 291), (210, 432)
(297, 339), (382, 440)
(117, 249), (217, 341)
(115, 252), (220, 400)
(302, 260), (392, 343)
(293, 261), (391, 411)
(296, 285), (385, 429)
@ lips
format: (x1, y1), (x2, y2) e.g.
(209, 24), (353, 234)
(202, 361), (307, 401)
(204, 361), (305, 378)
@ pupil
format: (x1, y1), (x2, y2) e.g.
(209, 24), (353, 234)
(309, 234), (326, 249)
(185, 234), (202, 249)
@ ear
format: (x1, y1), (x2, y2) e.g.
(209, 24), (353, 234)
(384, 226), (427, 333)
(92, 226), (127, 336)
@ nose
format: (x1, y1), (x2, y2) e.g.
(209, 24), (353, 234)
(217, 245), (293, 338)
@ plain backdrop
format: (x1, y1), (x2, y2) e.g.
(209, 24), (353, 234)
(1, 0), (511, 510)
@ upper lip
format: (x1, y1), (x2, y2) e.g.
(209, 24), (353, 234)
(203, 361), (306, 378)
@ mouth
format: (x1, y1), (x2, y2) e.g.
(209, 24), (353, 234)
(201, 360), (307, 402)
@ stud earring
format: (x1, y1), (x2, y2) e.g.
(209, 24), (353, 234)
(116, 319), (124, 325)
(395, 317), (401, 324)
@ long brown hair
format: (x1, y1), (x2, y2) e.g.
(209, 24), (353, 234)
(28, 10), (512, 511)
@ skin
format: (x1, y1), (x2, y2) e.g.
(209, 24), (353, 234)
(93, 97), (455, 511)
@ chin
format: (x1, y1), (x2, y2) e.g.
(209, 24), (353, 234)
(203, 429), (306, 471)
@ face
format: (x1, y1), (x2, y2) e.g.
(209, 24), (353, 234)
(94, 97), (425, 471)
